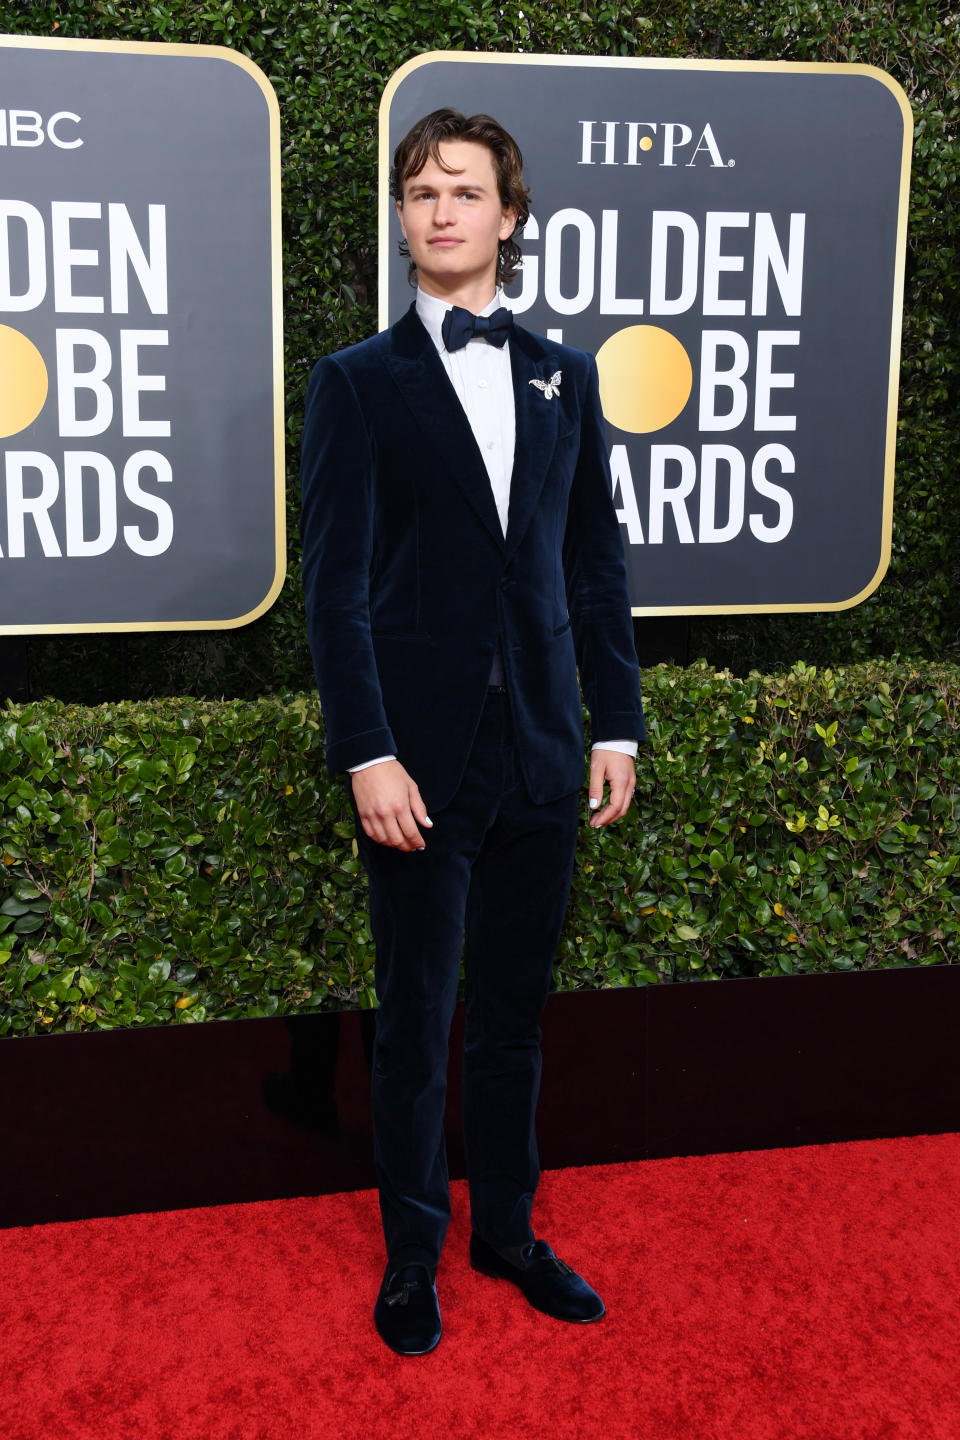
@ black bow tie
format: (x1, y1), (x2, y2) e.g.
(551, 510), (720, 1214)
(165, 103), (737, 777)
(441, 305), (514, 352)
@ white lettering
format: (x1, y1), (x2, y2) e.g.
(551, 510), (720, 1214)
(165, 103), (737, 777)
(9, 110), (44, 147)
(108, 204), (168, 315)
(609, 444), (644, 543)
(749, 444), (794, 542)
(123, 451), (173, 556)
(699, 444), (745, 542)
(4, 452), (61, 557)
(56, 329), (114, 437)
(702, 212), (749, 316)
(698, 331), (750, 431)
(660, 123), (692, 167)
(754, 331), (799, 431)
(47, 111), (83, 149)
(624, 123), (656, 165)
(544, 209), (595, 316)
(507, 210), (807, 321)
(579, 121), (618, 166)
(752, 213), (805, 317)
(649, 211), (699, 316)
(503, 214), (538, 315)
(51, 202), (104, 314)
(119, 330), (170, 437)
(687, 123), (725, 168)
(0, 200), (46, 311)
(648, 445), (696, 544)
(599, 211), (644, 315)
(63, 452), (118, 556)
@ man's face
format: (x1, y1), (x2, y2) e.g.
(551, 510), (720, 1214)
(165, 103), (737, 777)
(397, 139), (518, 301)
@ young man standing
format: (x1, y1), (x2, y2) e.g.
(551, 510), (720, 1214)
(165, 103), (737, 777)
(301, 109), (645, 1355)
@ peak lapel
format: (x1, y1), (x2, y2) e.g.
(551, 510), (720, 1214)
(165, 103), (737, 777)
(384, 306), (504, 550)
(504, 331), (562, 562)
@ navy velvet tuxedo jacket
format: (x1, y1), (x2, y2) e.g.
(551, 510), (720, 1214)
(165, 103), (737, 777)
(300, 303), (645, 813)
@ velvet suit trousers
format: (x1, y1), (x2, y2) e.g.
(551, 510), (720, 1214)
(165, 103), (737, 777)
(353, 690), (580, 1269)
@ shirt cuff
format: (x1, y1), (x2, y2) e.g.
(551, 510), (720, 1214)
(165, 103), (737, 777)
(591, 740), (639, 758)
(347, 754), (396, 774)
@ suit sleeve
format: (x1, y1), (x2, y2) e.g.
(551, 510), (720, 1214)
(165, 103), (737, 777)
(300, 356), (397, 774)
(562, 356), (647, 745)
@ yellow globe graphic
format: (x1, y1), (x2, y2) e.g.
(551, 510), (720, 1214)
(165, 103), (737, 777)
(595, 324), (693, 434)
(0, 325), (49, 438)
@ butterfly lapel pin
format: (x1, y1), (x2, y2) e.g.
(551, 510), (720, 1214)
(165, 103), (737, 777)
(529, 370), (561, 400)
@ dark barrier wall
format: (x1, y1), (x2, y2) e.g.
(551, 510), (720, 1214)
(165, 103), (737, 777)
(4, 967), (960, 1227)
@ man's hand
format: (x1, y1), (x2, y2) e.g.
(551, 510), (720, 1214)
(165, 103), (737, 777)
(587, 749), (636, 828)
(351, 760), (432, 851)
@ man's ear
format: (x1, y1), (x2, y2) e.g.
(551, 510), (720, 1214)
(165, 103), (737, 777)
(499, 206), (519, 242)
(396, 199), (407, 241)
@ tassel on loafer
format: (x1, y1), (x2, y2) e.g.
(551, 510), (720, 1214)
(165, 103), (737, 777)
(374, 1261), (442, 1355)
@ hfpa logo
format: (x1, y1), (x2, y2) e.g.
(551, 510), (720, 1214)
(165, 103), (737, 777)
(578, 120), (735, 168)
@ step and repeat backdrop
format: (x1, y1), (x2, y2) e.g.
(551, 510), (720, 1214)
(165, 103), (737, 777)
(381, 54), (912, 615)
(0, 36), (283, 632)
(0, 44), (911, 629)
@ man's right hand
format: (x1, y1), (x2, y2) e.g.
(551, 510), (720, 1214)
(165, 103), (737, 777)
(350, 760), (433, 851)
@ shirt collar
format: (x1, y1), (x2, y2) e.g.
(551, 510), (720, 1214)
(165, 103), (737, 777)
(416, 287), (502, 354)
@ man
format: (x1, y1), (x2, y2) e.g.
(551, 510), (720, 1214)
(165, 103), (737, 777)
(300, 109), (645, 1355)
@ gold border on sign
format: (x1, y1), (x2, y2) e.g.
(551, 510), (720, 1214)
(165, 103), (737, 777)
(0, 34), (285, 635)
(379, 51), (913, 618)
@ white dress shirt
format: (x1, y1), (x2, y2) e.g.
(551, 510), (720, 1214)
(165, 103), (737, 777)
(349, 288), (637, 771)
(416, 288), (515, 536)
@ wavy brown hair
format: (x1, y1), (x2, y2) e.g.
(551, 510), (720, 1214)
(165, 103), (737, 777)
(391, 108), (531, 287)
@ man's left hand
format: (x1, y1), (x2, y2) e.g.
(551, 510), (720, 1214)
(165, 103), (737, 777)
(587, 749), (636, 827)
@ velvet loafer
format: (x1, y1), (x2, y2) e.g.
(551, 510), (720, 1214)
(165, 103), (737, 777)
(374, 1262), (442, 1355)
(469, 1233), (605, 1323)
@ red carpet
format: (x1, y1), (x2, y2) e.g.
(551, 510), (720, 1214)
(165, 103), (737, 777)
(2, 1134), (960, 1439)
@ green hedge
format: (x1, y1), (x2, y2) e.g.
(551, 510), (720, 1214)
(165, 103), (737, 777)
(2, 660), (956, 1036)
(1, 1), (957, 699)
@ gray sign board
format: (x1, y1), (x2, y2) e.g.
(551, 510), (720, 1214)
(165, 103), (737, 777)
(381, 54), (911, 615)
(0, 36), (283, 632)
